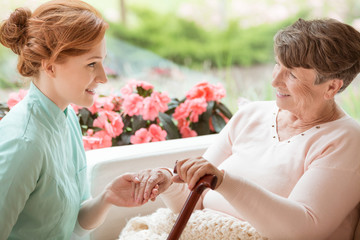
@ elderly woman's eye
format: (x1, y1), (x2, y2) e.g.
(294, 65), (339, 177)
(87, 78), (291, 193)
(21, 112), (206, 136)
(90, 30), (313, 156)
(290, 72), (297, 79)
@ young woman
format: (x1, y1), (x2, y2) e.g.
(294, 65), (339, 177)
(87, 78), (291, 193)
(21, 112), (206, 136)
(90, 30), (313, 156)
(0, 1), (152, 239)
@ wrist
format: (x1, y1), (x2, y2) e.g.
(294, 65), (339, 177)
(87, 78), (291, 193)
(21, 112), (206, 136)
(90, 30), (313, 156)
(216, 169), (225, 189)
(159, 168), (174, 187)
(159, 167), (173, 178)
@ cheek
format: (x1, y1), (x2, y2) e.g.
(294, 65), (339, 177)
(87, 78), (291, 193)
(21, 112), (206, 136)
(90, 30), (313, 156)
(291, 83), (316, 108)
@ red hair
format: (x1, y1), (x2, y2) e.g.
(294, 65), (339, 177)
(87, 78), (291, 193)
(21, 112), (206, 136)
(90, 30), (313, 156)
(0, 0), (108, 78)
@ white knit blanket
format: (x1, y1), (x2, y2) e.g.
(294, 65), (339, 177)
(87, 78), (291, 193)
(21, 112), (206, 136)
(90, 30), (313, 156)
(118, 208), (267, 240)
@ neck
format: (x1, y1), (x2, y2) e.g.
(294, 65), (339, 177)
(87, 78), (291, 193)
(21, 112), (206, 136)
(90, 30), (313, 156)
(279, 100), (344, 131)
(33, 74), (67, 111)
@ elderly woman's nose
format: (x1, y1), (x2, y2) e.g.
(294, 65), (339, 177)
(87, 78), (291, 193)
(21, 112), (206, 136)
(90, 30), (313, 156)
(272, 65), (283, 87)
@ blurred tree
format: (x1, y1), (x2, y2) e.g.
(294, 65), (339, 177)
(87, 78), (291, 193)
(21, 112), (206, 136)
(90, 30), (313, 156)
(120, 0), (127, 25)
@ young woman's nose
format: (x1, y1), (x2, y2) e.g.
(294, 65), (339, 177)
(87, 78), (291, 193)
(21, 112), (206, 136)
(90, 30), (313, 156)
(95, 64), (108, 84)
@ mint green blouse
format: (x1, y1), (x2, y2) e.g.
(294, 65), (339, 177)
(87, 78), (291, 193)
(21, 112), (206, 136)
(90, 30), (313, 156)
(0, 83), (90, 239)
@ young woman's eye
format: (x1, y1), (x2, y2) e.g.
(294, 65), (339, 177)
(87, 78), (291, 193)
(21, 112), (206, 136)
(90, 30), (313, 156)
(88, 62), (96, 67)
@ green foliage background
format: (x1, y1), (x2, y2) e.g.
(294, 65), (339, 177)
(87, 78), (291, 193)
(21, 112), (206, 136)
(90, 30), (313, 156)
(107, 7), (306, 69)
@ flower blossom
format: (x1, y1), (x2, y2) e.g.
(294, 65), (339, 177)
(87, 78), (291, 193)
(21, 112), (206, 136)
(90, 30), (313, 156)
(173, 98), (207, 123)
(188, 98), (207, 122)
(88, 95), (103, 115)
(70, 104), (82, 114)
(122, 94), (144, 116)
(7, 89), (28, 109)
(179, 120), (197, 138)
(130, 124), (167, 144)
(83, 129), (112, 150)
(148, 124), (167, 142)
(186, 81), (226, 102)
(130, 128), (152, 144)
(93, 110), (124, 138)
(142, 92), (170, 121)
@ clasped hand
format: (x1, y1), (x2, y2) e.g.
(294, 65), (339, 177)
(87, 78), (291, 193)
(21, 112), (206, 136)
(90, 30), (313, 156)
(124, 157), (224, 205)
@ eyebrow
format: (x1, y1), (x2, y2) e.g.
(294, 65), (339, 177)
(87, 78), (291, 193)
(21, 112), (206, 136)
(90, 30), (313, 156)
(86, 55), (107, 61)
(87, 56), (103, 60)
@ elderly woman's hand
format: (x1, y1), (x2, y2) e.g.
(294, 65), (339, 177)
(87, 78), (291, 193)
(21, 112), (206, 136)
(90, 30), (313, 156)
(173, 157), (224, 190)
(134, 168), (173, 204)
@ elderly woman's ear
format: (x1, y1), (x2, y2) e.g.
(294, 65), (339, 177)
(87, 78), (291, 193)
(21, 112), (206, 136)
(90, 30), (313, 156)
(323, 79), (344, 99)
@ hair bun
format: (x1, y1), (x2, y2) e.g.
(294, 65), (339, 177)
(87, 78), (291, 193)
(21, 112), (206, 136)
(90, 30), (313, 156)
(0, 7), (32, 55)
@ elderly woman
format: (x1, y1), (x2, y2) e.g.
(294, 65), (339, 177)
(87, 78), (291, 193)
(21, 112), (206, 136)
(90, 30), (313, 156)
(132, 18), (360, 240)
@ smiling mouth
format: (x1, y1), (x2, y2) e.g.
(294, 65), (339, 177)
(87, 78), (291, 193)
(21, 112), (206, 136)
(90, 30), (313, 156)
(86, 89), (96, 95)
(276, 91), (290, 97)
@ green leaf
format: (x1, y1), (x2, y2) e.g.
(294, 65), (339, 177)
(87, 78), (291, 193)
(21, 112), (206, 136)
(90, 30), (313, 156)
(211, 113), (226, 133)
(191, 120), (211, 135)
(158, 112), (180, 139)
(203, 101), (215, 121)
(216, 102), (233, 119)
(165, 98), (182, 115)
(132, 115), (147, 132)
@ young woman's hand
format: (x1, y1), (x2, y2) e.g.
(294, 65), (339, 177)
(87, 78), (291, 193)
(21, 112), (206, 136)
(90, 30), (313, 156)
(172, 157), (224, 190)
(104, 173), (157, 207)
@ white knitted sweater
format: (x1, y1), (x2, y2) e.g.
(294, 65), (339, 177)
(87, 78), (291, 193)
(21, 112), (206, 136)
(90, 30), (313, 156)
(119, 208), (267, 240)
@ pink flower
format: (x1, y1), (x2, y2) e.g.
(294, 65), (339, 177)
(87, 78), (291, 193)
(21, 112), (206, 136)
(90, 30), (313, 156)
(70, 104), (82, 114)
(148, 124), (167, 142)
(122, 94), (144, 116)
(93, 110), (124, 138)
(187, 98), (208, 122)
(151, 91), (170, 112)
(186, 81), (226, 102)
(7, 89), (28, 109)
(142, 97), (159, 121)
(120, 79), (154, 96)
(136, 81), (154, 91)
(99, 95), (116, 111)
(88, 95), (103, 115)
(173, 101), (191, 121)
(130, 128), (151, 144)
(180, 125), (197, 138)
(82, 129), (112, 150)
(111, 96), (123, 111)
(120, 83), (134, 96)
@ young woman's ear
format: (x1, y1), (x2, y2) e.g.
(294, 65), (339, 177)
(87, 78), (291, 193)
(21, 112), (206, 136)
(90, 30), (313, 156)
(41, 59), (56, 78)
(324, 79), (343, 99)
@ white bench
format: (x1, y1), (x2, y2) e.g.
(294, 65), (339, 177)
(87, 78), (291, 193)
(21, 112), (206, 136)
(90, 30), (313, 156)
(86, 134), (217, 240)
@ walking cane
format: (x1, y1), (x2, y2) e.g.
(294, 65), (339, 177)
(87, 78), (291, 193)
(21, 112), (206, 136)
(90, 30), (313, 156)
(166, 165), (218, 240)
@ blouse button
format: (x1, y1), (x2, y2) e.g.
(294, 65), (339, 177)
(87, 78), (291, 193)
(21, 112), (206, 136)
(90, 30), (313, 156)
(316, 126), (320, 129)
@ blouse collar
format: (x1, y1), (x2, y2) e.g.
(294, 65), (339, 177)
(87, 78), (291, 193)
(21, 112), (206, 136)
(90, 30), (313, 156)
(28, 82), (68, 126)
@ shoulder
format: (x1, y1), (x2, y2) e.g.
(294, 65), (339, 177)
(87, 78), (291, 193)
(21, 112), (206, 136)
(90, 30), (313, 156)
(229, 100), (275, 125)
(0, 97), (49, 147)
(0, 133), (44, 172)
(66, 105), (82, 136)
(307, 116), (360, 171)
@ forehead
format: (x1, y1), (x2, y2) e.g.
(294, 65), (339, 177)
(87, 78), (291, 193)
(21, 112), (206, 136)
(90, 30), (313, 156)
(81, 38), (107, 59)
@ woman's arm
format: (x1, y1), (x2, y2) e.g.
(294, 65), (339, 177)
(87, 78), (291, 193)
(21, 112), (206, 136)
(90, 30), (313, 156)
(77, 173), (144, 230)
(217, 166), (360, 240)
(0, 139), (42, 239)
